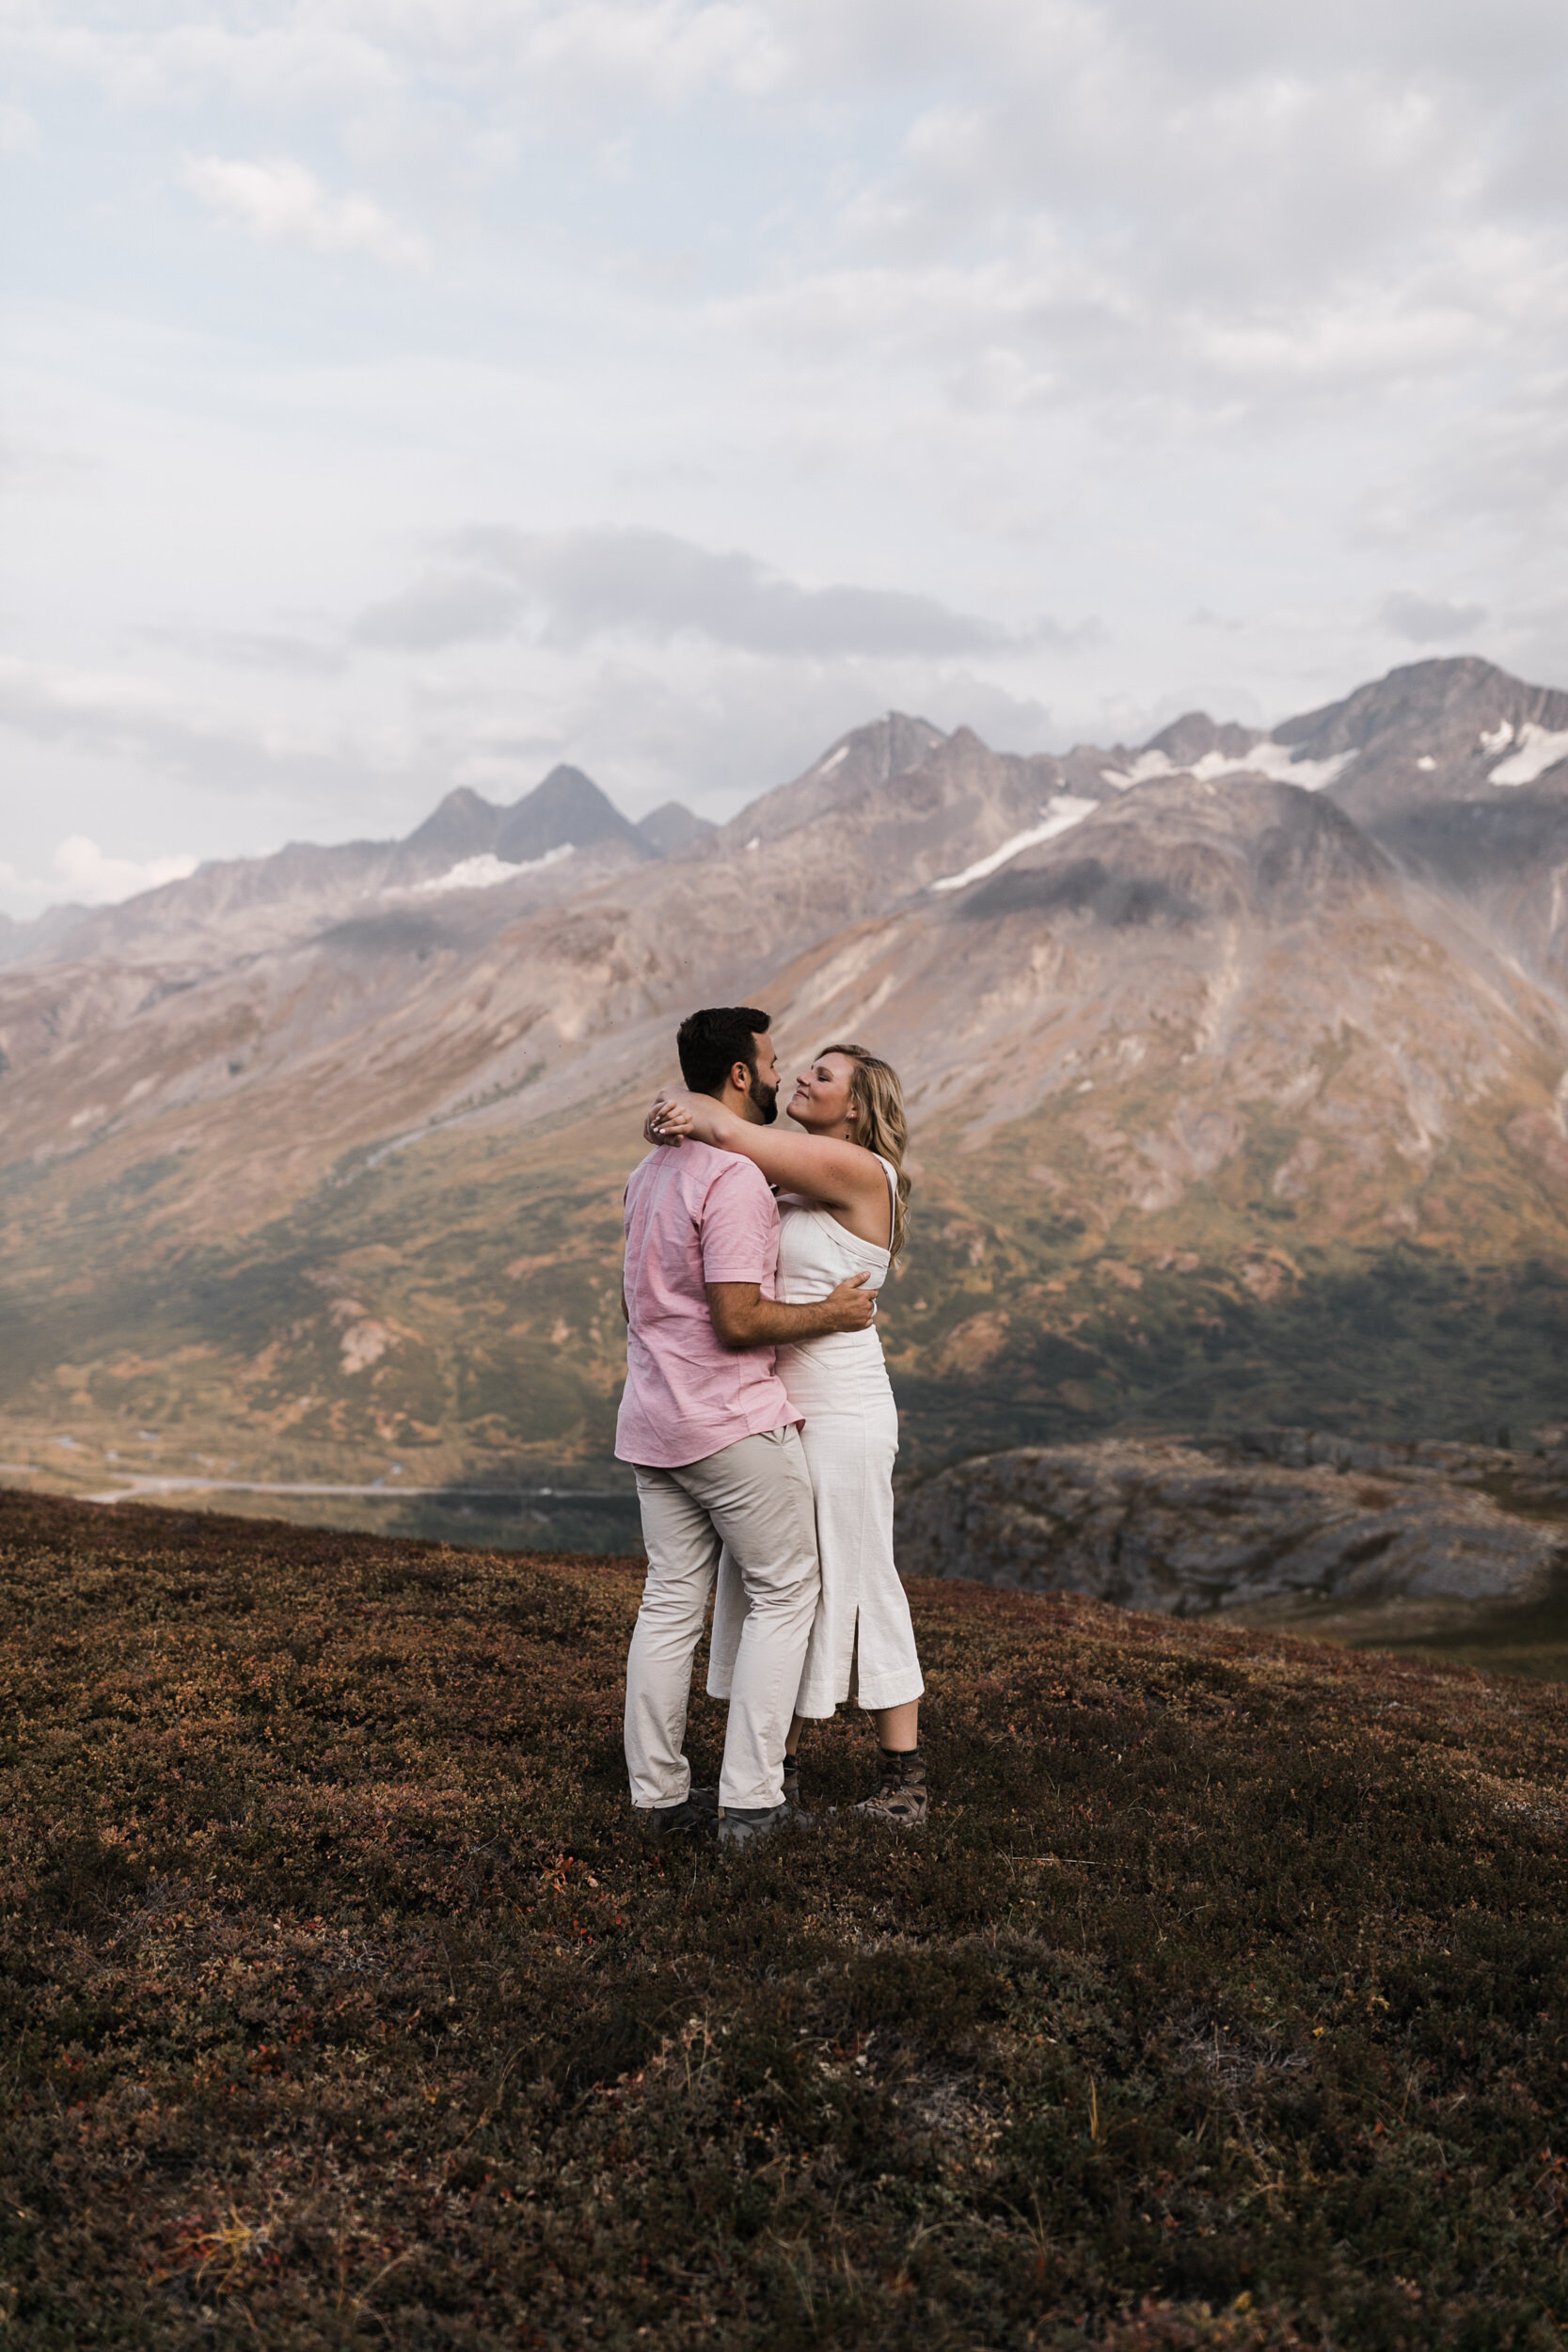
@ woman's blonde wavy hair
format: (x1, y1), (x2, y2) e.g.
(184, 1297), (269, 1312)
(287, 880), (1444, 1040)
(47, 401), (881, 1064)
(816, 1041), (911, 1260)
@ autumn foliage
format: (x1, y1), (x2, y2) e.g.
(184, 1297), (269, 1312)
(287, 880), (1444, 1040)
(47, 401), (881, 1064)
(3, 1487), (1566, 2347)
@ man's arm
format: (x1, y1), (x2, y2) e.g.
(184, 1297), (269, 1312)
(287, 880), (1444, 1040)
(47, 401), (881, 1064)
(705, 1274), (874, 1349)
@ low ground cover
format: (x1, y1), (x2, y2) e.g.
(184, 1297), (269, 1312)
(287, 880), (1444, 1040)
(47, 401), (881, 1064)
(2, 1488), (1565, 2348)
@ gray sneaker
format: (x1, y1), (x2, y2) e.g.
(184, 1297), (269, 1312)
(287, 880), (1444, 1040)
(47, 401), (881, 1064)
(717, 1801), (796, 1850)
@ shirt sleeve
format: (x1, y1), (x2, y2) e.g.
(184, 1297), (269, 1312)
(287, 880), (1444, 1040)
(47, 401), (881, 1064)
(698, 1157), (777, 1286)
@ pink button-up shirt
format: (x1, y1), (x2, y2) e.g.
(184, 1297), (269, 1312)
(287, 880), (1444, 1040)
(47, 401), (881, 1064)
(614, 1140), (799, 1470)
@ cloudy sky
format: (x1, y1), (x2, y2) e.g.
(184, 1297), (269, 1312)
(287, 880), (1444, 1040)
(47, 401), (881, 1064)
(3, 0), (1566, 914)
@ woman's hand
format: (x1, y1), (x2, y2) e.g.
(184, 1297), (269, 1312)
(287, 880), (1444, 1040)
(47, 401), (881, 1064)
(644, 1088), (714, 1148)
(643, 1092), (685, 1148)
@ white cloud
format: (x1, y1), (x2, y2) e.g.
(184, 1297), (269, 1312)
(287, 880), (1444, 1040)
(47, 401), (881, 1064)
(1367, 382), (1568, 544)
(51, 835), (198, 906)
(0, 102), (39, 154)
(356, 527), (1076, 658)
(9, 13), (402, 113)
(180, 156), (427, 268)
(0, 834), (198, 913)
(1381, 591), (1488, 644)
(138, 627), (350, 677)
(6, 0), (1568, 900)
(8, 2), (784, 124)
(0, 656), (355, 787)
(355, 568), (523, 651)
(515, 0), (786, 107)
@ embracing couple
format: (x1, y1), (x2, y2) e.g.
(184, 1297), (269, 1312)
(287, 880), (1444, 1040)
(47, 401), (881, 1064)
(616, 1006), (927, 1850)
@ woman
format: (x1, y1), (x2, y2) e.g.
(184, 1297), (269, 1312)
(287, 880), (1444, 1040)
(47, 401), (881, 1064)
(647, 1042), (927, 1825)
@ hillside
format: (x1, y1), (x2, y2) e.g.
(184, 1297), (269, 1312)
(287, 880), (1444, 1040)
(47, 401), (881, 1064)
(3, 657), (1568, 1508)
(4, 1487), (1566, 2347)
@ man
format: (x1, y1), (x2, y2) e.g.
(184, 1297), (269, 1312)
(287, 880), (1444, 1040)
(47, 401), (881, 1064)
(617, 1005), (875, 1849)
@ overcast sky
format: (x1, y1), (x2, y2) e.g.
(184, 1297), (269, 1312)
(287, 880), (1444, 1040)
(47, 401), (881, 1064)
(4, 0), (1567, 914)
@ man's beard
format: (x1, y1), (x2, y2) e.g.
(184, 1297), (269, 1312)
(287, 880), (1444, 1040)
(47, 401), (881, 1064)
(748, 1070), (780, 1124)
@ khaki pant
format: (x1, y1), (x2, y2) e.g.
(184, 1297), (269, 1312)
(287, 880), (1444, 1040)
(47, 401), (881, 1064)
(626, 1426), (819, 1814)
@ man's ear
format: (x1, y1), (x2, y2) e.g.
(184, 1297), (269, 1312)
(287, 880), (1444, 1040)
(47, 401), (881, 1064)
(729, 1059), (753, 1093)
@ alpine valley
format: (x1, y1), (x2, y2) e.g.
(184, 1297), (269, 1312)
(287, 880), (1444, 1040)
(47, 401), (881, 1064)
(5, 654), (1568, 1564)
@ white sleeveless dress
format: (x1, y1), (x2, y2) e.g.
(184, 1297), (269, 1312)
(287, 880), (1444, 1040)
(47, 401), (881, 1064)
(706, 1154), (925, 1721)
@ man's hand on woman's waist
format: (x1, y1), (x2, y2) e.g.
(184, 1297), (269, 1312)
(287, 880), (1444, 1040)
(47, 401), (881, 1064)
(705, 1273), (875, 1350)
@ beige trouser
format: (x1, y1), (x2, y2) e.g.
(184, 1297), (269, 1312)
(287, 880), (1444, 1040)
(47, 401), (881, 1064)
(626, 1425), (819, 1814)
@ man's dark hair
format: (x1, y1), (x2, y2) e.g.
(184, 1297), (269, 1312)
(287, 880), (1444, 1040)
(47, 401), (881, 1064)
(677, 1006), (771, 1098)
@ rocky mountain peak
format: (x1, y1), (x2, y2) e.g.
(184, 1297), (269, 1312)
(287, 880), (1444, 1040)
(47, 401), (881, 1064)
(730, 711), (949, 841)
(492, 765), (645, 866)
(634, 802), (715, 856)
(870, 710), (950, 781)
(1278, 656), (1548, 755)
(401, 787), (499, 863)
(1144, 711), (1265, 768)
(1282, 657), (1568, 826)
(381, 763), (650, 889)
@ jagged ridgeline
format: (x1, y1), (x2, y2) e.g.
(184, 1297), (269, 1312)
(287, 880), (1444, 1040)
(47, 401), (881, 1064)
(4, 654), (1568, 1503)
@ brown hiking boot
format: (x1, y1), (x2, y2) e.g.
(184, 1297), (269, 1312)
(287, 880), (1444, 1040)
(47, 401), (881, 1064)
(782, 1754), (802, 1810)
(853, 1746), (927, 1827)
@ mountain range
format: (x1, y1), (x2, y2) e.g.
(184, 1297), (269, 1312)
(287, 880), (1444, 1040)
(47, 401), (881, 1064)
(0, 767), (714, 970)
(4, 653), (1568, 1506)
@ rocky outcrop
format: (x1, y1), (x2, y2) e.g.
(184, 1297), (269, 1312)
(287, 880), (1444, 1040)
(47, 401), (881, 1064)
(894, 1435), (1568, 1617)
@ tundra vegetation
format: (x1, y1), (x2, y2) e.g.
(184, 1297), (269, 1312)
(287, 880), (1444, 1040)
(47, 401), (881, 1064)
(11, 1110), (1568, 1521)
(3, 1488), (1566, 2348)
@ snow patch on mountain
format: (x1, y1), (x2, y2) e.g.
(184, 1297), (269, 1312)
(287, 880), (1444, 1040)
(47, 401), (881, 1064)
(1488, 723), (1568, 787)
(1101, 743), (1356, 792)
(411, 845), (575, 894)
(927, 796), (1100, 894)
